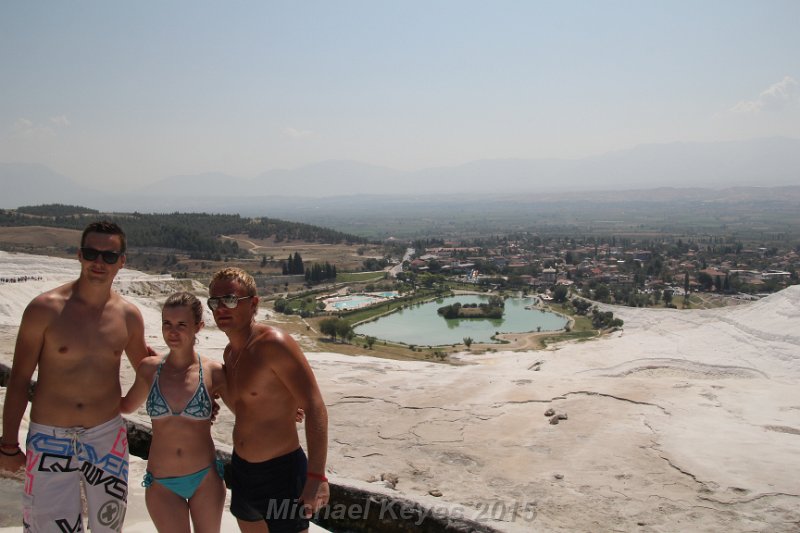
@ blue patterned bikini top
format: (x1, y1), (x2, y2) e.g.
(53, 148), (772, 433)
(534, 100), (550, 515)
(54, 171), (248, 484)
(146, 354), (213, 421)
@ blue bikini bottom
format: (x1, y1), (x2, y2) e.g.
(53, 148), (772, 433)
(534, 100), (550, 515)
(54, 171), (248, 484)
(142, 459), (225, 500)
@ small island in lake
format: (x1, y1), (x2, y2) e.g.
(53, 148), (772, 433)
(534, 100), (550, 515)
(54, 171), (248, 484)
(437, 296), (505, 319)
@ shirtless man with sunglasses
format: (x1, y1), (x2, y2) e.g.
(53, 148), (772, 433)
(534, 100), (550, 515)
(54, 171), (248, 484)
(208, 268), (329, 533)
(1, 221), (149, 532)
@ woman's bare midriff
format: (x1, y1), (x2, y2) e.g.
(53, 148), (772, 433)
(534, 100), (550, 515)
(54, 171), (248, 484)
(147, 418), (217, 477)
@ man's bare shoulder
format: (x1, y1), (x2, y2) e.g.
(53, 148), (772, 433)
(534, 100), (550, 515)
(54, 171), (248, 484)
(23, 281), (75, 320)
(248, 324), (307, 370)
(117, 293), (145, 321)
(115, 292), (140, 311)
(250, 324), (296, 351)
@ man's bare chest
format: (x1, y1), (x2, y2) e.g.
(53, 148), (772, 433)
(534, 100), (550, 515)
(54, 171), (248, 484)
(44, 307), (129, 360)
(227, 351), (285, 404)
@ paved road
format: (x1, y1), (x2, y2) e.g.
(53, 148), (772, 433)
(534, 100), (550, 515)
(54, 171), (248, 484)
(388, 247), (414, 278)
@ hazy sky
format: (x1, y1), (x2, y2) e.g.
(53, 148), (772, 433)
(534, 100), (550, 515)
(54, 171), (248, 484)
(2, 1), (799, 191)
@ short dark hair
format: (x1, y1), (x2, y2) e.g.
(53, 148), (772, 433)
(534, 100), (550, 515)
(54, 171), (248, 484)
(81, 221), (126, 253)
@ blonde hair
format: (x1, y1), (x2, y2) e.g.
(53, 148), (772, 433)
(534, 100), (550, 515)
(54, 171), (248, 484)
(209, 267), (257, 297)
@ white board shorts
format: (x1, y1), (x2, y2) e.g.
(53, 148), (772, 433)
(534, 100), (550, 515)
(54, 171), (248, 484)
(23, 415), (128, 532)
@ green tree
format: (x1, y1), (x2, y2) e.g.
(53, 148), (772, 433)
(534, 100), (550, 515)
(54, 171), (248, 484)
(363, 257), (389, 271)
(293, 252), (304, 275)
(463, 336), (473, 349)
(336, 320), (353, 343)
(697, 272), (713, 291)
(553, 285), (568, 303)
(591, 309), (623, 330)
(663, 289), (673, 307)
(437, 303), (462, 319)
(273, 298), (288, 313)
(573, 298), (592, 315)
(319, 318), (339, 341)
(594, 284), (610, 302)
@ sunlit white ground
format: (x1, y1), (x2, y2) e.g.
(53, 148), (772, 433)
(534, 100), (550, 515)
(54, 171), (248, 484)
(1, 250), (799, 532)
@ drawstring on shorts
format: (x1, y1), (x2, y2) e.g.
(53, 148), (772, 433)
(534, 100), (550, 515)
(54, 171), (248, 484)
(63, 427), (87, 459)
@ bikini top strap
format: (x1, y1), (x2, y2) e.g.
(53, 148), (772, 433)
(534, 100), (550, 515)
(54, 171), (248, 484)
(155, 354), (170, 377)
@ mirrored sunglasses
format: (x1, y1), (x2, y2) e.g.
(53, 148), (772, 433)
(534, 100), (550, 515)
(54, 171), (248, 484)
(207, 294), (253, 311)
(80, 247), (123, 264)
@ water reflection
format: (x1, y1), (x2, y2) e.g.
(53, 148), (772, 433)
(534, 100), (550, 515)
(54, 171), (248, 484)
(354, 295), (567, 346)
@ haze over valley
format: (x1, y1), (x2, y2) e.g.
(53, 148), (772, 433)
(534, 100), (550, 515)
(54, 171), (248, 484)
(2, 137), (800, 213)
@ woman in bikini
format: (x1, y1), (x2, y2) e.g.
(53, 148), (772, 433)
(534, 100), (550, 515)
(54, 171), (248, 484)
(122, 292), (226, 533)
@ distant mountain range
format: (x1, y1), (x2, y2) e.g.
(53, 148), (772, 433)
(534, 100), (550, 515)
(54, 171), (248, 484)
(1, 137), (799, 211)
(0, 162), (94, 208)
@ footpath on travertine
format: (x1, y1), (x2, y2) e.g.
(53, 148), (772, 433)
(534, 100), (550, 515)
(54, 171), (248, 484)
(1, 251), (799, 532)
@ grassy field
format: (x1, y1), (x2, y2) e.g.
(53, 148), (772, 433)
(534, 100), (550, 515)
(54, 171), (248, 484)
(531, 302), (599, 348)
(219, 234), (387, 272)
(0, 226), (81, 253)
(336, 271), (387, 283)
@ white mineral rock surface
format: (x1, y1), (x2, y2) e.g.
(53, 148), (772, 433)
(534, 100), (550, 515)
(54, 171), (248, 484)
(1, 250), (798, 532)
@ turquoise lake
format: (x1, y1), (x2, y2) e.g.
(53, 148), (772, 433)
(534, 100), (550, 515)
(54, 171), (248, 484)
(353, 295), (568, 346)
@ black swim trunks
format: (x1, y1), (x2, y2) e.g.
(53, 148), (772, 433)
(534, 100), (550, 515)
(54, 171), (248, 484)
(230, 447), (309, 533)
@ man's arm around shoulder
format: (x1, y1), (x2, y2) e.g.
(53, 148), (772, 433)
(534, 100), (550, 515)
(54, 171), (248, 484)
(120, 356), (159, 414)
(122, 300), (148, 369)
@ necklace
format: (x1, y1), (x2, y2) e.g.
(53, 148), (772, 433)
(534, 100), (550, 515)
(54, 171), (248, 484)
(227, 329), (255, 376)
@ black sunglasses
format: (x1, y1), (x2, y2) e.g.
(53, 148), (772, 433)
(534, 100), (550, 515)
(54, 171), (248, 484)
(207, 294), (253, 311)
(80, 247), (124, 264)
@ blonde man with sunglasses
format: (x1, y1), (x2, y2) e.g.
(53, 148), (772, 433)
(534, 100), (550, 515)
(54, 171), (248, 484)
(1, 221), (149, 532)
(208, 268), (329, 533)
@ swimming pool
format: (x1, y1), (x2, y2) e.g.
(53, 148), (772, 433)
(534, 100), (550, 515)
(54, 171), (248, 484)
(371, 291), (399, 299)
(323, 291), (399, 311)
